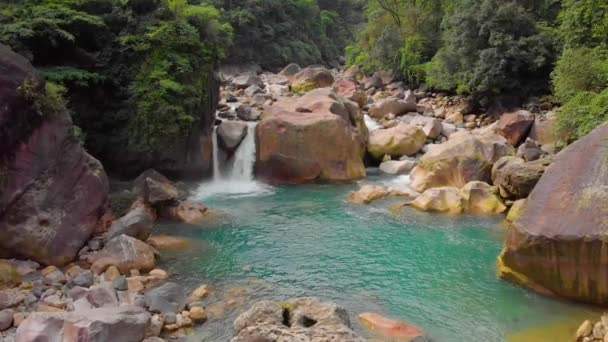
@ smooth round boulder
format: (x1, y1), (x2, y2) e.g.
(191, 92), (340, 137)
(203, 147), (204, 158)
(379, 159), (417, 175)
(291, 67), (334, 93)
(498, 123), (608, 305)
(279, 63), (301, 79)
(410, 132), (514, 192)
(231, 75), (264, 90)
(217, 121), (248, 154)
(460, 181), (506, 215)
(368, 123), (426, 159)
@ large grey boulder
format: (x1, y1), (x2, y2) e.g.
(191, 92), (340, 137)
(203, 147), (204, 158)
(15, 306), (149, 342)
(86, 235), (157, 275)
(217, 121), (248, 154)
(232, 297), (363, 342)
(232, 75), (264, 90)
(236, 105), (261, 121)
(144, 282), (185, 314)
(106, 206), (154, 242)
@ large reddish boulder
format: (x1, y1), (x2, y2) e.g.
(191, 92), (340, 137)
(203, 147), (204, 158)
(410, 132), (514, 192)
(256, 89), (366, 183)
(495, 110), (535, 146)
(497, 123), (608, 305)
(0, 44), (109, 266)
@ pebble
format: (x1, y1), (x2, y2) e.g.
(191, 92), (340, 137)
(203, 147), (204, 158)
(147, 314), (163, 337)
(41, 266), (66, 285)
(104, 266), (121, 282)
(148, 269), (168, 280)
(113, 276), (128, 291)
(0, 309), (14, 331)
(189, 306), (207, 322)
(71, 270), (94, 288)
(191, 284), (211, 299)
(163, 312), (177, 325)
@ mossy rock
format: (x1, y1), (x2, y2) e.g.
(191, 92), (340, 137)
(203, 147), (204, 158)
(291, 81), (318, 94)
(0, 261), (20, 289)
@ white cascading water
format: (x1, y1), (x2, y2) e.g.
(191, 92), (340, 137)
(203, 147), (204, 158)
(193, 122), (270, 199)
(364, 114), (382, 131)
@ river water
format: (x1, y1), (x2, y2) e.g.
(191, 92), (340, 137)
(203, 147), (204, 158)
(156, 170), (594, 341)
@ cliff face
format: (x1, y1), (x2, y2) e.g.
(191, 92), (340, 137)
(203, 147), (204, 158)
(94, 72), (220, 180)
(498, 123), (608, 304)
(0, 44), (109, 266)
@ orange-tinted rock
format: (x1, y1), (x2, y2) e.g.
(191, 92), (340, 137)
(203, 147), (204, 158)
(147, 235), (193, 251)
(495, 110), (535, 146)
(333, 79), (366, 107)
(368, 123), (426, 159)
(498, 123), (608, 305)
(410, 132), (514, 192)
(160, 201), (211, 225)
(528, 114), (557, 146)
(348, 185), (390, 204)
(87, 235), (157, 274)
(358, 312), (426, 341)
(256, 89), (366, 183)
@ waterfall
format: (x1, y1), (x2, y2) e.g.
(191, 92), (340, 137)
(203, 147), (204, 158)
(229, 123), (256, 181)
(193, 121), (271, 199)
(212, 125), (221, 181)
(364, 115), (382, 131)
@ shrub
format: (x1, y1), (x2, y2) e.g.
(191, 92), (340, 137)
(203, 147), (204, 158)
(555, 89), (608, 142)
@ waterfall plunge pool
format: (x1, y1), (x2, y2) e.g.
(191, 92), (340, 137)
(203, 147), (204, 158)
(157, 170), (596, 342)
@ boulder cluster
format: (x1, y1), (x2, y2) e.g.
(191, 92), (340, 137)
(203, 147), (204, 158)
(340, 65), (558, 217)
(0, 169), (220, 341)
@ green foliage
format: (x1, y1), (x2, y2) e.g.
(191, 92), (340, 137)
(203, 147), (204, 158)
(125, 0), (230, 150)
(552, 0), (608, 140)
(0, 0), (106, 63)
(19, 79), (67, 116)
(552, 47), (608, 102)
(555, 90), (608, 141)
(559, 0), (608, 48)
(44, 68), (105, 87)
(427, 0), (557, 95)
(210, 0), (364, 68)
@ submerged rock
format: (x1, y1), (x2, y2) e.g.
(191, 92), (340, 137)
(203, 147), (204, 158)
(159, 201), (211, 225)
(498, 123), (608, 305)
(231, 297), (364, 342)
(358, 312), (427, 341)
